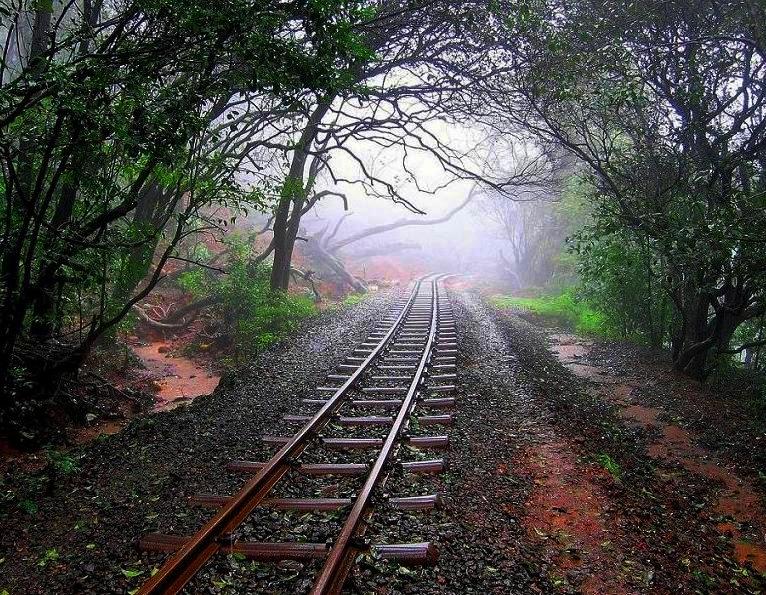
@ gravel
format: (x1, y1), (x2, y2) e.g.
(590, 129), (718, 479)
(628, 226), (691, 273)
(0, 290), (398, 595)
(2, 285), (764, 594)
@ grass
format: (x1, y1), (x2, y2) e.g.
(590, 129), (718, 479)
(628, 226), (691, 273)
(342, 292), (366, 307)
(490, 289), (607, 335)
(595, 453), (622, 479)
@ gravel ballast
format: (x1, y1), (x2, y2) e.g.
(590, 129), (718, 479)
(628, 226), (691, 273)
(2, 286), (764, 594)
(0, 291), (398, 594)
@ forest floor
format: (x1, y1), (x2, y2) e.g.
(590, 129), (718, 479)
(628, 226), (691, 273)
(0, 318), (222, 475)
(486, 298), (766, 594)
(1, 287), (765, 594)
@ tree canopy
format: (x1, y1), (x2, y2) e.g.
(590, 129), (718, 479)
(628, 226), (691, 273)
(1, 0), (764, 438)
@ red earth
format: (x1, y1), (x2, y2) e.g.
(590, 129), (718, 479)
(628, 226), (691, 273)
(130, 339), (220, 412)
(514, 438), (637, 593)
(549, 332), (766, 575)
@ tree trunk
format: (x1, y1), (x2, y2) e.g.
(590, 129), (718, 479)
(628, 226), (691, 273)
(673, 288), (709, 378)
(269, 193), (295, 291)
(0, 7), (54, 404)
(671, 284), (748, 379)
(270, 101), (332, 291)
(110, 183), (173, 309)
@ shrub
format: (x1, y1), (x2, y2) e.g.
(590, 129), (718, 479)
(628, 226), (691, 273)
(212, 260), (315, 362)
(595, 453), (622, 479)
(573, 227), (671, 348)
(45, 450), (80, 475)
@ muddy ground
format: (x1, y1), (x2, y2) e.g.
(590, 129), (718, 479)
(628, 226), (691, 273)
(1, 286), (765, 594)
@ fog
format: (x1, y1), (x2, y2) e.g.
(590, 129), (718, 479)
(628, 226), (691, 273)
(292, 115), (555, 289)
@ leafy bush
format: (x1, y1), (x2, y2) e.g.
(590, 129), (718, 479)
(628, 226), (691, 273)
(177, 269), (207, 297)
(45, 450), (80, 475)
(573, 225), (671, 348)
(210, 257), (315, 362)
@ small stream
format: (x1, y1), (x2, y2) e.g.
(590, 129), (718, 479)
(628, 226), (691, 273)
(132, 341), (220, 411)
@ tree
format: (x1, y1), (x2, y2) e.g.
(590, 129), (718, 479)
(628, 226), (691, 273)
(304, 187), (479, 291)
(477, 147), (578, 288)
(0, 0), (371, 432)
(485, 0), (766, 378)
(218, 0), (555, 292)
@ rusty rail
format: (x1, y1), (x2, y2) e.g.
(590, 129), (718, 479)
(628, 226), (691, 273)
(310, 275), (442, 593)
(136, 275), (457, 594)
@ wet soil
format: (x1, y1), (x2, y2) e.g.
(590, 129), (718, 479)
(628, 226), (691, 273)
(545, 330), (766, 575)
(130, 340), (220, 412)
(0, 337), (217, 474)
(1, 287), (765, 594)
(497, 311), (766, 593)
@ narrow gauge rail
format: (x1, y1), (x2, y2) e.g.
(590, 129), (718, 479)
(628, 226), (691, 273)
(137, 274), (458, 594)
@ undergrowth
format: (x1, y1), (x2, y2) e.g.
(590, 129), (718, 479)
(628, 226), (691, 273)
(180, 249), (317, 365)
(342, 292), (366, 307)
(708, 361), (766, 424)
(491, 289), (607, 335)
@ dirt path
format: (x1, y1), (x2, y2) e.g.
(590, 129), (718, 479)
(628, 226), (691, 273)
(488, 306), (766, 593)
(547, 331), (766, 575)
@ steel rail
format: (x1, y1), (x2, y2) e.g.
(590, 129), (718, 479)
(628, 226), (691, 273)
(310, 275), (445, 594)
(137, 277), (430, 594)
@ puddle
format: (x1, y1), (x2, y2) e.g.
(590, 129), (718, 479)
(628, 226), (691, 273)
(0, 342), (220, 472)
(548, 336), (604, 381)
(567, 363), (604, 380)
(132, 341), (220, 411)
(549, 333), (591, 362)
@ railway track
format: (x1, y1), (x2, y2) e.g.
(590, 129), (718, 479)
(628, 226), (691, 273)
(137, 274), (457, 594)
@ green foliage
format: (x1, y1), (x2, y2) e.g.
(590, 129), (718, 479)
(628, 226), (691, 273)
(573, 223), (671, 348)
(182, 240), (316, 363)
(216, 263), (315, 360)
(342, 292), (366, 307)
(45, 450), (80, 475)
(505, 0), (766, 379)
(177, 269), (207, 298)
(544, 176), (593, 289)
(0, 0), (374, 421)
(491, 290), (607, 336)
(37, 548), (59, 567)
(19, 499), (38, 515)
(595, 453), (621, 479)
